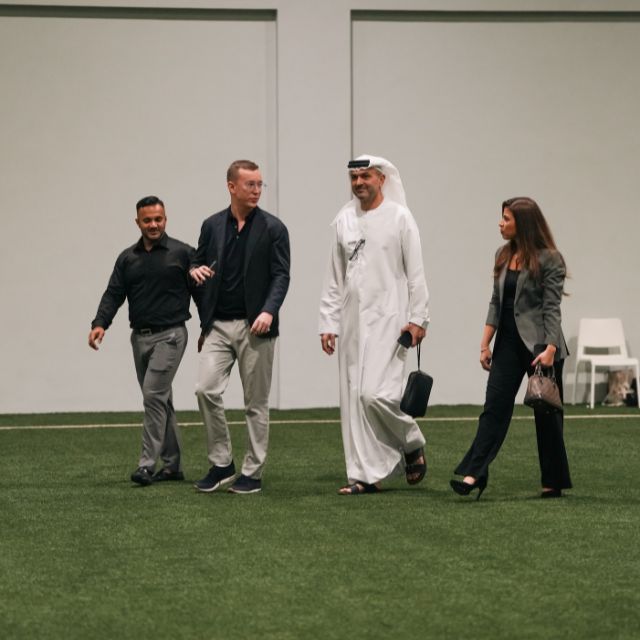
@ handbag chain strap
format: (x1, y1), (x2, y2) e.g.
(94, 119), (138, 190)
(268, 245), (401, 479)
(417, 342), (421, 370)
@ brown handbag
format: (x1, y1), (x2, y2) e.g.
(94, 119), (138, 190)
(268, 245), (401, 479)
(524, 363), (563, 413)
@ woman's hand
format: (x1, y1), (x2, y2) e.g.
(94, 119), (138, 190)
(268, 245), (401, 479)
(532, 345), (556, 368)
(480, 347), (492, 371)
(479, 326), (496, 372)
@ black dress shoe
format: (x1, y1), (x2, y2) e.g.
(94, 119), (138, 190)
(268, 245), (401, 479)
(130, 466), (154, 486)
(152, 468), (185, 482)
(540, 489), (563, 499)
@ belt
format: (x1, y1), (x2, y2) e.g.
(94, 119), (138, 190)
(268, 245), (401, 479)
(134, 322), (184, 336)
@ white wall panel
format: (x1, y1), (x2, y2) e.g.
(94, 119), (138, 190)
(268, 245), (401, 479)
(1, 2), (638, 412)
(0, 10), (276, 411)
(353, 15), (640, 404)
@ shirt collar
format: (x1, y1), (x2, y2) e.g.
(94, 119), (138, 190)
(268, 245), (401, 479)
(226, 207), (257, 226)
(134, 232), (169, 252)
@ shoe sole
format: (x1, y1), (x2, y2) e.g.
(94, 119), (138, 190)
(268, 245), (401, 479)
(193, 474), (236, 493)
(227, 486), (262, 494)
(153, 474), (185, 482)
(131, 476), (153, 486)
(406, 471), (427, 486)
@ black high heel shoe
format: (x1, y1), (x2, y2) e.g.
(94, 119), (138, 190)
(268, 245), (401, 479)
(540, 489), (563, 499)
(450, 478), (487, 501)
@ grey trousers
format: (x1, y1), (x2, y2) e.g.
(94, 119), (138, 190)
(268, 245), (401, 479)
(195, 320), (276, 479)
(131, 325), (188, 471)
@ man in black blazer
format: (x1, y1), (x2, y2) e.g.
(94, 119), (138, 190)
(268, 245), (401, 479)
(190, 160), (290, 494)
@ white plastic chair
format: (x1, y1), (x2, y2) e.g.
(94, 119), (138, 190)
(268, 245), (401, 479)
(572, 318), (640, 409)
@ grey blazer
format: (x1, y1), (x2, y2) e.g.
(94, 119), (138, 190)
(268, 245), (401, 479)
(486, 248), (569, 361)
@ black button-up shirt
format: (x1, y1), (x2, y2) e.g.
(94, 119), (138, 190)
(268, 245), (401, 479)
(214, 209), (256, 320)
(92, 233), (199, 330)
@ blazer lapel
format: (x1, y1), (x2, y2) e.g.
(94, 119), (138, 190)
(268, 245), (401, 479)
(244, 208), (266, 275)
(514, 268), (527, 303)
(497, 267), (507, 305)
(498, 266), (526, 305)
(214, 209), (229, 270)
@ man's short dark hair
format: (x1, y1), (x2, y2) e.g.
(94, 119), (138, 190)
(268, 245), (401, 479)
(136, 195), (164, 213)
(227, 160), (259, 182)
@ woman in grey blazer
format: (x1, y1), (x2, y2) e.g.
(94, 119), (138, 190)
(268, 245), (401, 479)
(451, 197), (572, 500)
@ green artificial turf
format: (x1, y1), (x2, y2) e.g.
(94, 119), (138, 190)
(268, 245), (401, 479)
(1, 407), (639, 639)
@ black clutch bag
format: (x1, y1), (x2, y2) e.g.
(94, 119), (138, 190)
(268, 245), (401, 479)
(400, 342), (434, 418)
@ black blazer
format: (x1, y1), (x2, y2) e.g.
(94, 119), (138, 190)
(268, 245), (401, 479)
(193, 206), (290, 337)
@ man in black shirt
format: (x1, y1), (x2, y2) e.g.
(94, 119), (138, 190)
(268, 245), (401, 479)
(88, 196), (200, 486)
(190, 160), (290, 494)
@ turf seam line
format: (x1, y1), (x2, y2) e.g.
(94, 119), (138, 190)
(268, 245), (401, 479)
(0, 414), (637, 430)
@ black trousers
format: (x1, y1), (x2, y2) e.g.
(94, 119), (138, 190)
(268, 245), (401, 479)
(454, 321), (572, 490)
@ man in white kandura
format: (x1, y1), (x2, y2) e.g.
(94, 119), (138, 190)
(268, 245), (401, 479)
(319, 155), (431, 495)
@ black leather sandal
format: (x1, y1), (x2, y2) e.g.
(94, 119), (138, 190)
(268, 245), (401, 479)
(405, 447), (427, 485)
(338, 482), (381, 495)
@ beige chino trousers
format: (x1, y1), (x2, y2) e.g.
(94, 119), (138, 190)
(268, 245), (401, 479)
(196, 319), (275, 479)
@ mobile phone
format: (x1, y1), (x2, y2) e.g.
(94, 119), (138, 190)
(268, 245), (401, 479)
(397, 331), (412, 348)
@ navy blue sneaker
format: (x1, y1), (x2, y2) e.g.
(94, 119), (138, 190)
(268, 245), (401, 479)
(131, 466), (154, 486)
(228, 474), (262, 494)
(194, 462), (236, 493)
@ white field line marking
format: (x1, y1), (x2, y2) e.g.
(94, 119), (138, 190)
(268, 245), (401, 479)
(0, 414), (638, 431)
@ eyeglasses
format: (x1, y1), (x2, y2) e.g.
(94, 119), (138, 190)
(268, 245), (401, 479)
(240, 181), (267, 192)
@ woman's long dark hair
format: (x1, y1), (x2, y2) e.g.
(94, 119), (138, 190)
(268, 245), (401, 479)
(494, 197), (565, 281)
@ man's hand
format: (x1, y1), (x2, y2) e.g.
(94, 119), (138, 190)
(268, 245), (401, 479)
(189, 265), (215, 286)
(88, 327), (105, 351)
(400, 322), (426, 347)
(250, 312), (273, 336)
(321, 333), (336, 355)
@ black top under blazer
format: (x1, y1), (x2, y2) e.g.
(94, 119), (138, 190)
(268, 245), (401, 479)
(486, 248), (569, 361)
(193, 206), (290, 338)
